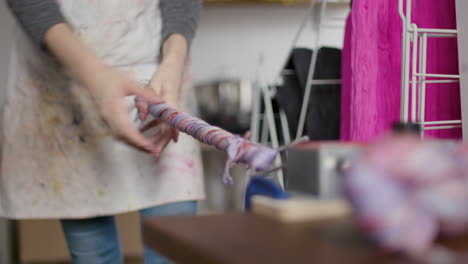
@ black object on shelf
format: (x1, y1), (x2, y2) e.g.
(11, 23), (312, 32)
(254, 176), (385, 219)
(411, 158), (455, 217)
(275, 47), (342, 141)
(392, 122), (422, 134)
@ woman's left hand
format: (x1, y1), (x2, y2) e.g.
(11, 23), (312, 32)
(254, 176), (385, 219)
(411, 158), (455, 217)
(138, 116), (179, 159)
(136, 33), (188, 158)
(136, 62), (183, 158)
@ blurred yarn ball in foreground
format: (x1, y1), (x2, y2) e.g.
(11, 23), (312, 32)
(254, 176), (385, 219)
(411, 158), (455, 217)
(343, 133), (468, 257)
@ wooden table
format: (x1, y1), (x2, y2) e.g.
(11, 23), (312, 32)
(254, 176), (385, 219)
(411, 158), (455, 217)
(143, 213), (468, 264)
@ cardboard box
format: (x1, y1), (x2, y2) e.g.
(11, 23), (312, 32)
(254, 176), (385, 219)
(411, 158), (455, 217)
(19, 212), (143, 263)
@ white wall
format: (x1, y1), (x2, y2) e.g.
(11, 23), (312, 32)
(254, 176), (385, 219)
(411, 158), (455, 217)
(0, 1), (13, 262)
(457, 0), (468, 141)
(192, 4), (350, 85)
(0, 1), (13, 80)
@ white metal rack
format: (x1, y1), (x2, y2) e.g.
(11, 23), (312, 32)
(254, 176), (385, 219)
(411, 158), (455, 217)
(248, 0), (350, 189)
(399, 0), (462, 137)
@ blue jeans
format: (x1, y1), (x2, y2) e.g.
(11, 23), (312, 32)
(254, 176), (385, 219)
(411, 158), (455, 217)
(60, 201), (197, 264)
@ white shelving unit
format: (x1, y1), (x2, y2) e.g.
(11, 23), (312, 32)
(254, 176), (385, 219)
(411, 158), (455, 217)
(399, 0), (462, 137)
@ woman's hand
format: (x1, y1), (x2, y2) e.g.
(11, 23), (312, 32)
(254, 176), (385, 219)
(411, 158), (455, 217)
(136, 34), (189, 157)
(135, 60), (183, 157)
(148, 61), (184, 108)
(44, 23), (164, 153)
(87, 66), (165, 153)
(138, 115), (179, 159)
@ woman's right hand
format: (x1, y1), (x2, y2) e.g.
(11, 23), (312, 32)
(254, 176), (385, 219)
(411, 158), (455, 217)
(86, 66), (164, 153)
(44, 23), (164, 154)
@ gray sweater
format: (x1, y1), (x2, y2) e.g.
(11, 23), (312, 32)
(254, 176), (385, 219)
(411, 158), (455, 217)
(6, 0), (202, 48)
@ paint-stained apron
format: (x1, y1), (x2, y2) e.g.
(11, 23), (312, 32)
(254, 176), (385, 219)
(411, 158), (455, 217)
(0, 0), (205, 219)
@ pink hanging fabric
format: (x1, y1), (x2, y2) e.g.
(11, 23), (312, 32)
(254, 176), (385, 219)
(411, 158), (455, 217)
(341, 0), (461, 142)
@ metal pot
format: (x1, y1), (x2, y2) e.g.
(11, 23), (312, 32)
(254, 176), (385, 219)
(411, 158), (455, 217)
(196, 79), (253, 134)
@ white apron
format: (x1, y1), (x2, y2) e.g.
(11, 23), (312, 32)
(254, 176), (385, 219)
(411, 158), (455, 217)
(0, 0), (205, 219)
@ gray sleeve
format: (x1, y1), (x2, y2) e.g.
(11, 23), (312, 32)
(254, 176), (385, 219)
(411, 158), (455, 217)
(159, 0), (202, 46)
(6, 0), (66, 47)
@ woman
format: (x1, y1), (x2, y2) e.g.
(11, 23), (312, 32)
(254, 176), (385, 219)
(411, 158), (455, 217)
(3, 0), (204, 263)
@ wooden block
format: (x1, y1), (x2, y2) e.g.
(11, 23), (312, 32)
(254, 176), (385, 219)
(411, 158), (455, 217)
(251, 196), (351, 223)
